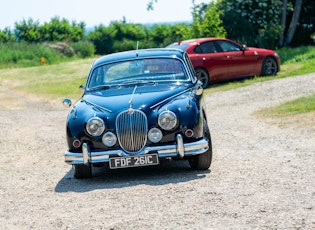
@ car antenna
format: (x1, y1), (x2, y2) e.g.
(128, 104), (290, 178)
(136, 41), (139, 57)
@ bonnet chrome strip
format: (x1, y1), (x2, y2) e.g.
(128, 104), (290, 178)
(81, 99), (112, 113)
(150, 88), (191, 109)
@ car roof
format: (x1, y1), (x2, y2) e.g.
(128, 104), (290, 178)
(174, 38), (216, 45)
(92, 48), (186, 67)
(170, 38), (233, 46)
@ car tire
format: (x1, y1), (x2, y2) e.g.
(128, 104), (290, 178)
(195, 68), (209, 88)
(73, 164), (92, 179)
(188, 118), (212, 170)
(261, 57), (278, 76)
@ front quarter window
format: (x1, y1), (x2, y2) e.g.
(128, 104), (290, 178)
(184, 53), (197, 83)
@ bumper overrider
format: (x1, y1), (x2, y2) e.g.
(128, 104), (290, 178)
(64, 134), (209, 165)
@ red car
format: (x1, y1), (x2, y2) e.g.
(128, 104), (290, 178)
(167, 38), (280, 88)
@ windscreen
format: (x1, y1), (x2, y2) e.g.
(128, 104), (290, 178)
(87, 58), (189, 88)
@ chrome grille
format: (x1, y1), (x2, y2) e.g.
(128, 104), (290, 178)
(116, 109), (148, 154)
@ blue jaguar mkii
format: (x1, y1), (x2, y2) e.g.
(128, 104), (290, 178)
(63, 48), (212, 179)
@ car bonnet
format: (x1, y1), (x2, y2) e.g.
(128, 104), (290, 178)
(81, 83), (192, 113)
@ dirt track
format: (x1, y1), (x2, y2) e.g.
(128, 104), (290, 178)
(0, 74), (314, 229)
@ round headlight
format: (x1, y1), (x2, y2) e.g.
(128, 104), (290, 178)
(158, 111), (177, 130)
(148, 128), (163, 143)
(102, 132), (117, 147)
(86, 117), (105, 136)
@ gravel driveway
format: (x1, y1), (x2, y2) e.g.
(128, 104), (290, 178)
(0, 74), (314, 229)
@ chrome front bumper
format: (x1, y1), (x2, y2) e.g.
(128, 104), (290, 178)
(64, 134), (209, 165)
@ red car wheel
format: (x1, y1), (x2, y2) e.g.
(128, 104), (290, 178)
(262, 57), (278, 76)
(195, 68), (209, 88)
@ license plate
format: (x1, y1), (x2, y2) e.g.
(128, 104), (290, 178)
(109, 154), (159, 169)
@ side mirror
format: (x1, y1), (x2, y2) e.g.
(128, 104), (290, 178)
(195, 81), (203, 96)
(79, 85), (85, 93)
(63, 98), (72, 108)
(241, 45), (247, 52)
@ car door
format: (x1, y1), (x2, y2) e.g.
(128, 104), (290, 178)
(190, 41), (230, 82)
(215, 40), (260, 78)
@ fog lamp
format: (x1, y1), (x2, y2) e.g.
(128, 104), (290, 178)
(148, 128), (163, 143)
(102, 132), (117, 147)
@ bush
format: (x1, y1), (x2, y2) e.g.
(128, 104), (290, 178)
(0, 42), (71, 68)
(70, 41), (95, 58)
(113, 39), (139, 52)
(0, 41), (96, 68)
(277, 46), (315, 64)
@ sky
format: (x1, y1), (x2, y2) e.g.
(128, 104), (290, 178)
(0, 0), (209, 30)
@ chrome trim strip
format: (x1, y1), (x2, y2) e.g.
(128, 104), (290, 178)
(150, 88), (191, 109)
(81, 99), (112, 113)
(64, 135), (209, 165)
(176, 134), (184, 158)
(82, 143), (89, 165)
(129, 85), (137, 108)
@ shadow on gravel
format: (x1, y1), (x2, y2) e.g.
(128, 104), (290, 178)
(55, 160), (211, 193)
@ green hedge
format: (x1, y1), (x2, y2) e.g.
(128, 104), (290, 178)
(0, 42), (95, 68)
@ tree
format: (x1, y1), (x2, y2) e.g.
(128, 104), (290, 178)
(290, 0), (315, 46)
(111, 21), (146, 42)
(285, 0), (302, 45)
(220, 0), (283, 49)
(13, 17), (85, 43)
(147, 0), (158, 10)
(149, 23), (192, 47)
(87, 24), (116, 54)
(192, 1), (226, 38)
(14, 18), (41, 43)
(278, 0), (314, 47)
(278, 0), (288, 46)
(0, 27), (14, 43)
(40, 17), (85, 42)
(109, 20), (149, 52)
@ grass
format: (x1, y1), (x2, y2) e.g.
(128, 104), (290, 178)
(0, 43), (70, 68)
(257, 93), (315, 116)
(0, 58), (94, 101)
(255, 93), (315, 129)
(0, 42), (95, 69)
(277, 46), (315, 64)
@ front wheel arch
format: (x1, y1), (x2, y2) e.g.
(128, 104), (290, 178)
(188, 118), (212, 170)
